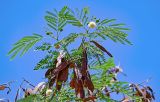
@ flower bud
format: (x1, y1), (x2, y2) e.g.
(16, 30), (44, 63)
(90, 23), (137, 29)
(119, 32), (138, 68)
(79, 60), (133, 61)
(54, 44), (60, 49)
(46, 89), (53, 96)
(88, 21), (96, 28)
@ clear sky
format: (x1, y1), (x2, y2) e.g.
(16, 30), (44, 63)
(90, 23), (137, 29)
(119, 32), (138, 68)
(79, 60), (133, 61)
(0, 0), (160, 101)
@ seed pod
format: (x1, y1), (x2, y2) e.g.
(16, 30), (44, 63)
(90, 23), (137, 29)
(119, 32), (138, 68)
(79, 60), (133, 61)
(69, 63), (75, 68)
(0, 85), (5, 90)
(90, 40), (113, 57)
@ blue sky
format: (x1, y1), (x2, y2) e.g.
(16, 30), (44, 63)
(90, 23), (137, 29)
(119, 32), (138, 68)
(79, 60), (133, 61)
(0, 0), (160, 101)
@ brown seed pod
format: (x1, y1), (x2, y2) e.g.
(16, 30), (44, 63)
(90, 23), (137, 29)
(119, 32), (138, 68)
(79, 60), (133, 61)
(0, 85), (6, 90)
(69, 63), (75, 68)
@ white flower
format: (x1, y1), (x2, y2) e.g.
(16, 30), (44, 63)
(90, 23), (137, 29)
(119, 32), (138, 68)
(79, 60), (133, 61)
(88, 21), (96, 28)
(46, 89), (53, 96)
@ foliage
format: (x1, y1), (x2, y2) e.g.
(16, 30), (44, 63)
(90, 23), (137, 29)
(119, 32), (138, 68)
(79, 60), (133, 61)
(8, 34), (43, 60)
(7, 6), (155, 102)
(34, 51), (58, 70)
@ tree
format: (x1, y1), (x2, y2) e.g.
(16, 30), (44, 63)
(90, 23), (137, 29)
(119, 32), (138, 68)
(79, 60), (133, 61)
(8, 6), (154, 102)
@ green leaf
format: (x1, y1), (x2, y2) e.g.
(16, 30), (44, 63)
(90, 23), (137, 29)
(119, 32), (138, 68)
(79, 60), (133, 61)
(47, 23), (57, 31)
(20, 40), (37, 56)
(10, 46), (24, 60)
(8, 34), (43, 60)
(45, 6), (69, 32)
(59, 6), (68, 15)
(35, 43), (52, 51)
(109, 23), (125, 27)
(54, 33), (86, 47)
(17, 95), (43, 102)
(8, 43), (24, 55)
(45, 16), (57, 31)
(100, 18), (116, 25)
(34, 51), (58, 70)
(83, 7), (89, 15)
(114, 27), (130, 31)
(67, 20), (83, 27)
(70, 48), (83, 62)
(46, 11), (57, 18)
(97, 26), (132, 45)
(65, 11), (83, 27)
(93, 58), (115, 71)
(58, 19), (67, 31)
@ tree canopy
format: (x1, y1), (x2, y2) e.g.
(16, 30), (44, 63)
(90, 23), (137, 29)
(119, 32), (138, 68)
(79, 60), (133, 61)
(6, 6), (154, 102)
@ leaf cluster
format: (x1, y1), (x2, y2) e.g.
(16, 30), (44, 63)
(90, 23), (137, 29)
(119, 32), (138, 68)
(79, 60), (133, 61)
(8, 34), (42, 60)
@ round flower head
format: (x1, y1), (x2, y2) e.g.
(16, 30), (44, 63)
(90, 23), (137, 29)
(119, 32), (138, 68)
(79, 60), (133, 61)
(46, 89), (53, 96)
(88, 21), (96, 28)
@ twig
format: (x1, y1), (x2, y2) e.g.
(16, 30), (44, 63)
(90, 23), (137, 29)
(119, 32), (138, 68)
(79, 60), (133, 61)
(22, 78), (35, 87)
(138, 77), (152, 86)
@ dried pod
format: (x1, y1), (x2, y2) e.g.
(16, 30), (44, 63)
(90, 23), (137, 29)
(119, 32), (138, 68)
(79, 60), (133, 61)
(90, 40), (113, 57)
(69, 63), (75, 68)
(0, 85), (6, 90)
(70, 78), (76, 89)
(56, 67), (69, 90)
